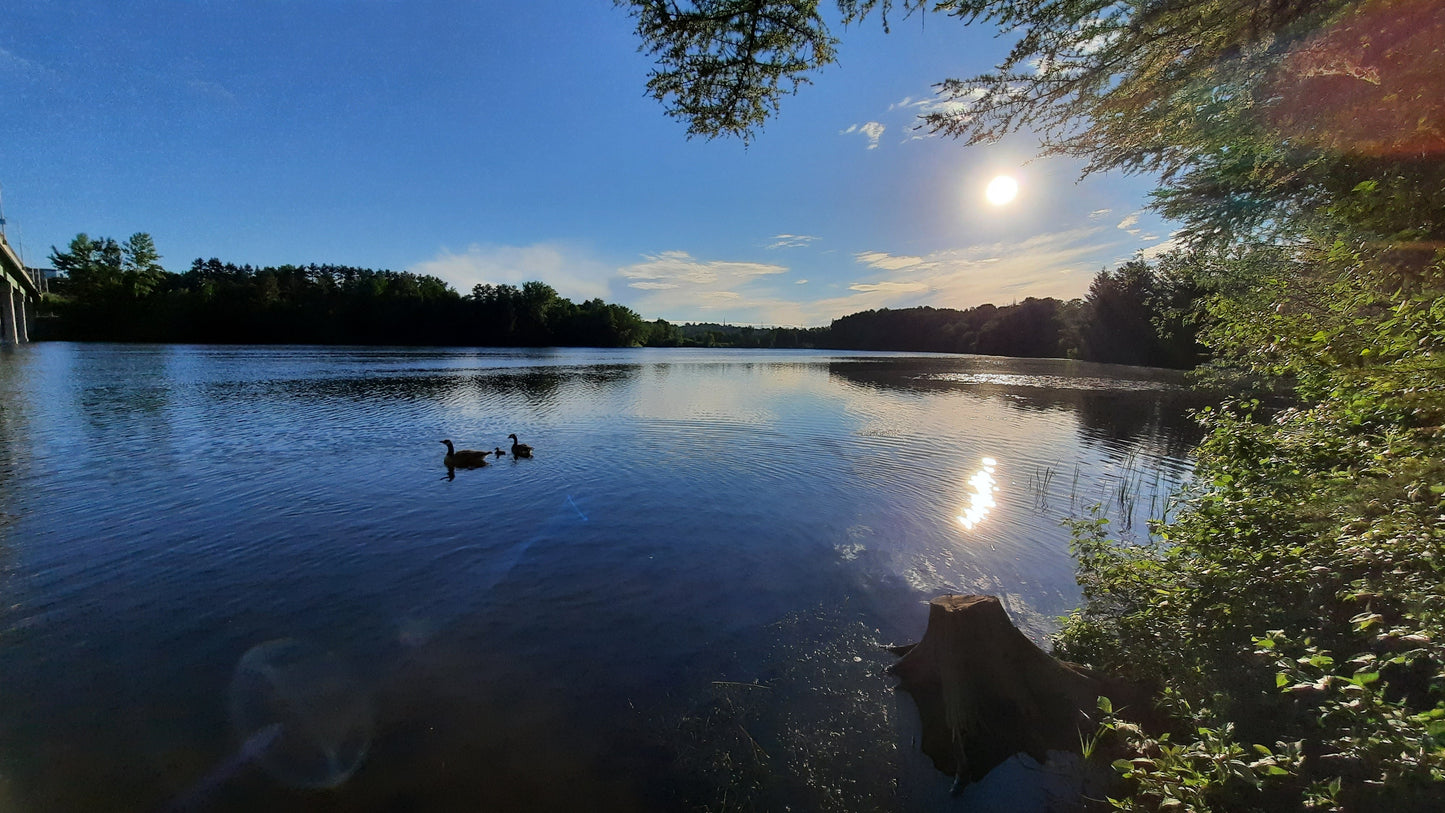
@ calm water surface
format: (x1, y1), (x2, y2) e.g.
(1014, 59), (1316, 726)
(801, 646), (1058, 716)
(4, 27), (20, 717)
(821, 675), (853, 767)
(0, 344), (1205, 811)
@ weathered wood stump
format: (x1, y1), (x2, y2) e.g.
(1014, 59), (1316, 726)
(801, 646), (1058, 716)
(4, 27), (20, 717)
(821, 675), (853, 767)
(888, 595), (1149, 786)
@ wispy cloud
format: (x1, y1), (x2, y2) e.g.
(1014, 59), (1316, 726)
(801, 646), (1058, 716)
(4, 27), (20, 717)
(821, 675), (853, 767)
(767, 233), (819, 249)
(841, 121), (886, 149)
(408, 228), (1143, 329)
(624, 228), (1128, 326)
(0, 46), (54, 82)
(848, 281), (929, 294)
(889, 89), (980, 117)
(1116, 212), (1142, 235)
(855, 251), (936, 272)
(186, 78), (237, 104)
(1133, 234), (1181, 262)
(886, 88), (981, 143)
(410, 242), (613, 302)
(619, 250), (787, 287)
(616, 250), (798, 323)
(806, 227), (1124, 322)
(1088, 208), (1113, 219)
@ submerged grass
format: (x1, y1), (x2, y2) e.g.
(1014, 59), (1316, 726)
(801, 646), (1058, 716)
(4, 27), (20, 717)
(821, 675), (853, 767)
(1034, 455), (1186, 537)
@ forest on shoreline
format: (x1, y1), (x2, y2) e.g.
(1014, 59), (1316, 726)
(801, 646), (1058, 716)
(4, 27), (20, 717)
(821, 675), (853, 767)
(38, 236), (1202, 368)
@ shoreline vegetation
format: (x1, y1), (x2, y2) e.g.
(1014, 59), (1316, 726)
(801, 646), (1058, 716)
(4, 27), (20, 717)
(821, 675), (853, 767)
(37, 238), (1202, 368)
(611, 0), (1445, 809)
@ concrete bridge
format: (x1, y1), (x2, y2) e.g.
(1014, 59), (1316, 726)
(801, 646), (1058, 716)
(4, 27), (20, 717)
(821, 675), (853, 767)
(1, 232), (41, 344)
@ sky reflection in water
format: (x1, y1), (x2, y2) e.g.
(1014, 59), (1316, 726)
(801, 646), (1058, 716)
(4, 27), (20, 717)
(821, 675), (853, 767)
(0, 345), (1210, 812)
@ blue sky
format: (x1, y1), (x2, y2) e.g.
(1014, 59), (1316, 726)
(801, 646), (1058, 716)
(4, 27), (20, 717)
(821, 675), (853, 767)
(0, 1), (1175, 326)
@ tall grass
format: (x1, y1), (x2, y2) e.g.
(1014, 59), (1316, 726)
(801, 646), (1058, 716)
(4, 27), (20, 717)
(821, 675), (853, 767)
(1032, 454), (1186, 535)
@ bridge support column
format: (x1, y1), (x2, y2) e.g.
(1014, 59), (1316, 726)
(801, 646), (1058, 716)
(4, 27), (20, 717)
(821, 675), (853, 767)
(1, 278), (17, 345)
(14, 285), (28, 343)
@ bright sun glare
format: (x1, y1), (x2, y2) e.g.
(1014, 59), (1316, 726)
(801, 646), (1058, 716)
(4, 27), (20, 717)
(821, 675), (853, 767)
(985, 175), (1019, 206)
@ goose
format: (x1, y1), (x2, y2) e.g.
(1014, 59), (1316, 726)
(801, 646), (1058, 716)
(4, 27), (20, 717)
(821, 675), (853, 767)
(507, 433), (533, 458)
(493, 447), (507, 459)
(440, 439), (489, 468)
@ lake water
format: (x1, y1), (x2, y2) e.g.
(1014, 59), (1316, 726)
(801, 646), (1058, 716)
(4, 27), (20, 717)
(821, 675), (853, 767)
(0, 344), (1204, 811)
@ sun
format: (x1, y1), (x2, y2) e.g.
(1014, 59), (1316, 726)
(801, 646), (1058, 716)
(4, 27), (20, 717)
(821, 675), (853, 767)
(985, 174), (1019, 206)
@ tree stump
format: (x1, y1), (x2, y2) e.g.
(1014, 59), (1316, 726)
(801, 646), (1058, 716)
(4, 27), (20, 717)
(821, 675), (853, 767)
(888, 595), (1149, 786)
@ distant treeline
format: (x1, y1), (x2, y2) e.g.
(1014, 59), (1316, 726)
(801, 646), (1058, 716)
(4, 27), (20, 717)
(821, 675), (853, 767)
(41, 233), (1203, 367)
(826, 258), (1203, 368)
(668, 257), (1204, 367)
(43, 235), (661, 347)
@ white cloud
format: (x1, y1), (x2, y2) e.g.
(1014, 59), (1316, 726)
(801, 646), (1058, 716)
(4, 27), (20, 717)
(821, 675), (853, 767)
(1116, 212), (1142, 235)
(410, 242), (613, 302)
(891, 89), (981, 116)
(620, 250), (787, 287)
(1133, 236), (1180, 262)
(886, 88), (983, 143)
(848, 281), (930, 294)
(767, 233), (820, 249)
(616, 250), (800, 324)
(793, 227), (1126, 323)
(1088, 208), (1113, 219)
(854, 251), (935, 272)
(841, 121), (886, 149)
(1078, 33), (1115, 55)
(406, 227), (1147, 329)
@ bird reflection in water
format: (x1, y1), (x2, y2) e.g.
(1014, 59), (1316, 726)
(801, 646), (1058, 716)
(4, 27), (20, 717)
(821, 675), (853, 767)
(957, 457), (999, 531)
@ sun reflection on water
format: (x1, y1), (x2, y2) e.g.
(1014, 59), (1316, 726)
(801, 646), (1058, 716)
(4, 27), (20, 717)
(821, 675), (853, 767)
(957, 457), (999, 531)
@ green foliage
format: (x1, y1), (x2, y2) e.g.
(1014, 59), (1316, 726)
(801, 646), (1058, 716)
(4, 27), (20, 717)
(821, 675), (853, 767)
(43, 240), (659, 348)
(49, 231), (167, 306)
(1079, 257), (1205, 367)
(50, 233), (123, 302)
(120, 233), (164, 298)
(825, 298), (1077, 357)
(822, 283), (1201, 365)
(45, 234), (1207, 360)
(1059, 374), (1445, 808)
(620, 1), (942, 141)
(1095, 699), (1281, 812)
(619, 0), (838, 142)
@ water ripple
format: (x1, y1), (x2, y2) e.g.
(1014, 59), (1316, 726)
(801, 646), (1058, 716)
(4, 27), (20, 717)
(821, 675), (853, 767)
(0, 345), (1206, 812)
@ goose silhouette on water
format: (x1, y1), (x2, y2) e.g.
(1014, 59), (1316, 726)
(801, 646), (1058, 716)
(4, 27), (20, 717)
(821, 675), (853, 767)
(493, 447), (507, 459)
(440, 439), (490, 468)
(508, 434), (533, 458)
